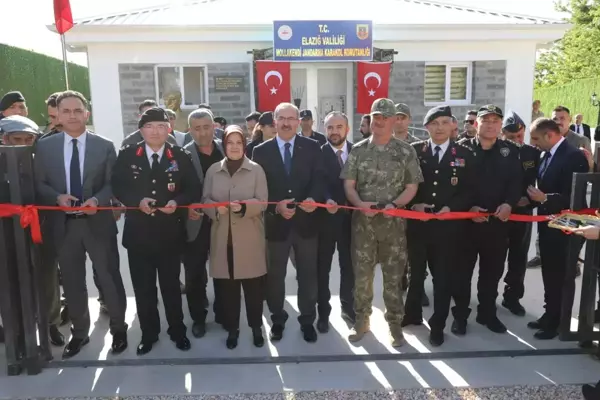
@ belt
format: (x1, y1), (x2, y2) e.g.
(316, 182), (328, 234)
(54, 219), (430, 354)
(65, 213), (88, 220)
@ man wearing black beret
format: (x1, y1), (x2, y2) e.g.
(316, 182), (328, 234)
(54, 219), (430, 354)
(453, 105), (522, 336)
(112, 107), (202, 355)
(499, 111), (541, 317)
(402, 105), (475, 346)
(0, 91), (28, 121)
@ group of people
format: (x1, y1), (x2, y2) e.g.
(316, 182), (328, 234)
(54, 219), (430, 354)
(0, 87), (597, 359)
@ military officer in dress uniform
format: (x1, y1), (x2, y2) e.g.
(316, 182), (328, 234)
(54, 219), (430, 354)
(112, 107), (202, 355)
(402, 106), (475, 346)
(453, 105), (522, 335)
(500, 111), (540, 317)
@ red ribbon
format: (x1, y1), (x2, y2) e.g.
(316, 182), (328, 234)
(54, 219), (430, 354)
(0, 202), (596, 245)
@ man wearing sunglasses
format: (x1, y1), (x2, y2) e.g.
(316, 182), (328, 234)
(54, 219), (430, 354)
(458, 111), (477, 141)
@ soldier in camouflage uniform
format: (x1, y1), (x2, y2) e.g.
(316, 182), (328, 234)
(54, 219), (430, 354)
(341, 98), (423, 347)
(393, 103), (420, 144)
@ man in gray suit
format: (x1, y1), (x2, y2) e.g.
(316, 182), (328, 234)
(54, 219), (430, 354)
(121, 99), (176, 148)
(183, 109), (224, 337)
(34, 91), (128, 359)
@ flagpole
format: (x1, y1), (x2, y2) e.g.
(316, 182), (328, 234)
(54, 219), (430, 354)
(60, 34), (70, 89)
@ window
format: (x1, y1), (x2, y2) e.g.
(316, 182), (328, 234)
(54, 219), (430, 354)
(154, 65), (208, 109)
(424, 63), (472, 105)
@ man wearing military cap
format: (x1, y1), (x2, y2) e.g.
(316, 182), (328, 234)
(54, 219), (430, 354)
(454, 104), (522, 335)
(402, 105), (475, 346)
(299, 109), (327, 146)
(393, 103), (420, 144)
(342, 98), (423, 347)
(112, 107), (202, 355)
(499, 111), (541, 317)
(0, 91), (28, 120)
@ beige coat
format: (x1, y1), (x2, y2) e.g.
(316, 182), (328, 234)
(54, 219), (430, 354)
(202, 156), (268, 280)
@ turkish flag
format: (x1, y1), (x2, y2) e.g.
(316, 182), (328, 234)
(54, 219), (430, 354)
(256, 61), (291, 112)
(357, 62), (392, 114)
(54, 0), (74, 35)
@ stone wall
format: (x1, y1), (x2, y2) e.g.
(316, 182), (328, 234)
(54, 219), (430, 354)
(118, 62), (252, 137)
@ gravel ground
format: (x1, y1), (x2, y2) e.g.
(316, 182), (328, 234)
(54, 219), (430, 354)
(7, 385), (587, 400)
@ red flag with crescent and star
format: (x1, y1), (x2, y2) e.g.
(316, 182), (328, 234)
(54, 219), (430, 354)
(357, 61), (392, 114)
(54, 0), (74, 35)
(256, 60), (291, 112)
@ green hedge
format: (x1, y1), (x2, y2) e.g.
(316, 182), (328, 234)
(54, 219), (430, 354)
(534, 77), (600, 127)
(0, 44), (90, 126)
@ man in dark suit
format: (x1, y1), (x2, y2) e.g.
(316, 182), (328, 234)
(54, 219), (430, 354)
(402, 106), (475, 347)
(112, 107), (201, 355)
(183, 109), (224, 337)
(526, 118), (589, 340)
(316, 111), (354, 333)
(570, 114), (591, 140)
(34, 91), (128, 359)
(298, 109), (326, 145)
(252, 102), (324, 343)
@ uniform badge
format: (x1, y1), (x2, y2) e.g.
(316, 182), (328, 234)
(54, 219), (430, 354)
(166, 148), (174, 159)
(167, 182), (176, 192)
(451, 177), (458, 186)
(523, 160), (535, 169)
(166, 160), (179, 172)
(454, 158), (465, 167)
(136, 147), (144, 157)
(422, 143), (428, 153)
(500, 147), (510, 157)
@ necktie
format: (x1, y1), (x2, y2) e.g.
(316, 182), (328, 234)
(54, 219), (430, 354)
(433, 145), (441, 163)
(151, 153), (160, 173)
(284, 143), (292, 175)
(70, 138), (83, 201)
(539, 152), (552, 178)
(336, 149), (344, 168)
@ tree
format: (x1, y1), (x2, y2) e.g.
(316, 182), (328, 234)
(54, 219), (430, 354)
(535, 0), (600, 88)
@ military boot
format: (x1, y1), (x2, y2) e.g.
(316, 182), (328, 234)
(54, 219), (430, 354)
(390, 325), (405, 348)
(348, 319), (370, 342)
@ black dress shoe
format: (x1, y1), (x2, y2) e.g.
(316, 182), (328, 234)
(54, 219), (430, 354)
(421, 293), (430, 307)
(252, 328), (264, 348)
(111, 332), (128, 354)
(173, 336), (191, 351)
(49, 325), (65, 346)
(502, 300), (526, 317)
(534, 328), (558, 340)
(316, 319), (329, 334)
(401, 315), (423, 327)
(270, 324), (284, 341)
(136, 338), (158, 356)
(62, 337), (89, 359)
(60, 306), (70, 326)
(301, 325), (318, 343)
(429, 329), (444, 347)
(476, 314), (507, 333)
(451, 319), (467, 335)
(192, 322), (206, 338)
(226, 331), (239, 349)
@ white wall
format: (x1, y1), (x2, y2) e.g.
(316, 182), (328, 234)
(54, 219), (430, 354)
(86, 39), (538, 146)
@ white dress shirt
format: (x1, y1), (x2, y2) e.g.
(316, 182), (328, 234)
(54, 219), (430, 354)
(276, 135), (296, 161)
(329, 141), (349, 164)
(64, 131), (87, 195)
(428, 138), (450, 162)
(146, 144), (165, 165)
(541, 136), (565, 172)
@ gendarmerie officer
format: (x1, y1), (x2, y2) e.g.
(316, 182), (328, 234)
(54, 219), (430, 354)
(112, 107), (202, 355)
(453, 105), (522, 335)
(500, 111), (540, 317)
(402, 106), (475, 346)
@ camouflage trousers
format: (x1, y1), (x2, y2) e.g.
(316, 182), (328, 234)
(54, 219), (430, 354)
(351, 212), (407, 326)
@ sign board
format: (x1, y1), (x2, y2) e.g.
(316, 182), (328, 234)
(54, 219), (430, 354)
(273, 20), (373, 62)
(214, 75), (246, 93)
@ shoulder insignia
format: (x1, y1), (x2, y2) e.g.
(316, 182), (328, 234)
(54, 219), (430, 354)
(135, 146), (144, 157)
(500, 146), (510, 157)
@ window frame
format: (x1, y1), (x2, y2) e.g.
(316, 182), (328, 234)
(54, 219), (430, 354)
(424, 62), (473, 107)
(154, 64), (209, 110)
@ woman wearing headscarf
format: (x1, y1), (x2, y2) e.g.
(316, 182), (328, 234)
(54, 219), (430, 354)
(202, 125), (269, 349)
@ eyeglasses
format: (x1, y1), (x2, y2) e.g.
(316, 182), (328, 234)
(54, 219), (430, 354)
(463, 120), (475, 125)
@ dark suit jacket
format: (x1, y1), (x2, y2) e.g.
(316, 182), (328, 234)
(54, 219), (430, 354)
(570, 124), (591, 140)
(537, 139), (589, 216)
(252, 135), (324, 240)
(322, 141), (353, 206)
(299, 131), (327, 146)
